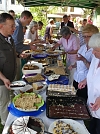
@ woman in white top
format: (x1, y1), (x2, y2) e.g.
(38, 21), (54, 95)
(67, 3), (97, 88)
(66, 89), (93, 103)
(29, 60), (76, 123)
(25, 21), (42, 45)
(68, 24), (99, 101)
(78, 33), (100, 134)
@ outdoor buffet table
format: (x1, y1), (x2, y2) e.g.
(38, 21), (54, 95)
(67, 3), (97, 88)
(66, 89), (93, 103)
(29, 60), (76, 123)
(2, 49), (90, 134)
(2, 90), (90, 134)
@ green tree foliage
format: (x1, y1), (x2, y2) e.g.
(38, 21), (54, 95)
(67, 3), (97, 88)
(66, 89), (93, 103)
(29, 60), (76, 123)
(30, 6), (49, 36)
(30, 6), (64, 36)
(82, 8), (93, 18)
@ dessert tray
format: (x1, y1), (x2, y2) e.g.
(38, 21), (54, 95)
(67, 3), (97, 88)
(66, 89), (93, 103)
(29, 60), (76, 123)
(48, 119), (90, 134)
(8, 116), (45, 134)
(23, 73), (46, 84)
(47, 84), (76, 96)
(10, 80), (26, 90)
(46, 75), (69, 85)
(44, 66), (66, 75)
(13, 93), (44, 112)
(46, 96), (92, 120)
(32, 82), (48, 94)
(48, 74), (60, 81)
(22, 63), (42, 75)
(46, 50), (59, 57)
(8, 102), (46, 117)
(32, 53), (48, 59)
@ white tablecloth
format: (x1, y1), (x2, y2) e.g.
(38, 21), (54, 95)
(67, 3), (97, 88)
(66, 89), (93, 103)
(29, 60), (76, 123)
(2, 91), (90, 134)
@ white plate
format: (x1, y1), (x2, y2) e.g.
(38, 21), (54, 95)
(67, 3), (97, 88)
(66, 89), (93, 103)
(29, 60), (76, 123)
(10, 81), (26, 90)
(48, 119), (90, 134)
(23, 39), (31, 45)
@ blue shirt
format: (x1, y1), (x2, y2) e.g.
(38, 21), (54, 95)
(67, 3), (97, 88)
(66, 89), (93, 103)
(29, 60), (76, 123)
(12, 19), (30, 54)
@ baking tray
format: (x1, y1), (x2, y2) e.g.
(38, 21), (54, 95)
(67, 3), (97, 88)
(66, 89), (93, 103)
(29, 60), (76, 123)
(23, 73), (46, 84)
(46, 85), (76, 97)
(46, 96), (92, 120)
(46, 90), (76, 97)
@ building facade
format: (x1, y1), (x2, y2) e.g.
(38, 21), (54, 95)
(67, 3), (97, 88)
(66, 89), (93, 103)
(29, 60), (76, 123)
(0, 0), (29, 13)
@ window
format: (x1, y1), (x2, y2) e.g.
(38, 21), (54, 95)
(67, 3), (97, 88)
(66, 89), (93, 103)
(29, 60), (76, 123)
(11, 0), (15, 4)
(0, 0), (2, 4)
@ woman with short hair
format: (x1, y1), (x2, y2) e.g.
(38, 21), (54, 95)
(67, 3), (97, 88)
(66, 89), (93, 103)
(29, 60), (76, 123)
(78, 32), (100, 134)
(25, 21), (44, 45)
(69, 24), (99, 101)
(52, 26), (80, 85)
(25, 21), (38, 42)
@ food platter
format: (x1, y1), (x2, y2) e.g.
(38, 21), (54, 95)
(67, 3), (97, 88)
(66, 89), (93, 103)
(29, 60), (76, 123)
(22, 63), (42, 75)
(32, 54), (48, 59)
(46, 96), (92, 120)
(48, 119), (90, 134)
(23, 73), (46, 84)
(32, 82), (48, 94)
(48, 74), (60, 81)
(10, 81), (26, 90)
(46, 50), (59, 57)
(46, 75), (69, 85)
(8, 116), (45, 134)
(13, 93), (44, 112)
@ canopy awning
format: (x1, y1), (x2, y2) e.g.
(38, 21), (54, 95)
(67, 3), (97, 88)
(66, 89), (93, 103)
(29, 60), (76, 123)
(18, 0), (100, 9)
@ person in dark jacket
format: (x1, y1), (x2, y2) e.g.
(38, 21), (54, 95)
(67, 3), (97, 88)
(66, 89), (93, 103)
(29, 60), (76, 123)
(61, 15), (74, 29)
(0, 13), (27, 125)
(0, 13), (17, 125)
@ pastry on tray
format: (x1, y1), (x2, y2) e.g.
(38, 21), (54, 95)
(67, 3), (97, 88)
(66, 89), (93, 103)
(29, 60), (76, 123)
(8, 116), (44, 134)
(32, 82), (43, 90)
(23, 64), (39, 70)
(45, 66), (66, 75)
(25, 74), (45, 83)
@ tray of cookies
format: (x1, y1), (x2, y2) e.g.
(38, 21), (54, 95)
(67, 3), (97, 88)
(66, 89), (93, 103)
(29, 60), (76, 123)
(23, 73), (46, 84)
(46, 84), (76, 97)
(46, 96), (92, 120)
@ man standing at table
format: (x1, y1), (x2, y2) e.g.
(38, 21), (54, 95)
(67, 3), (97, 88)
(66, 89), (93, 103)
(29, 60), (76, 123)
(12, 10), (36, 54)
(61, 14), (74, 29)
(12, 10), (37, 80)
(0, 13), (17, 125)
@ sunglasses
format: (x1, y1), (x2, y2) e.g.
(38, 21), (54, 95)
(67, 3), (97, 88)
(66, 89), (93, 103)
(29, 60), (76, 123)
(83, 36), (91, 38)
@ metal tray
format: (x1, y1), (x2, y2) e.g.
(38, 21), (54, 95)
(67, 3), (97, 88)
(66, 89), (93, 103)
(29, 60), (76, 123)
(46, 85), (76, 97)
(46, 90), (76, 97)
(23, 73), (46, 84)
(46, 96), (92, 120)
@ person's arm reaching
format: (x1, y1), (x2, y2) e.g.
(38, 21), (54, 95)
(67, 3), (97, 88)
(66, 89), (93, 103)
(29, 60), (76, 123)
(67, 26), (78, 34)
(51, 43), (60, 51)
